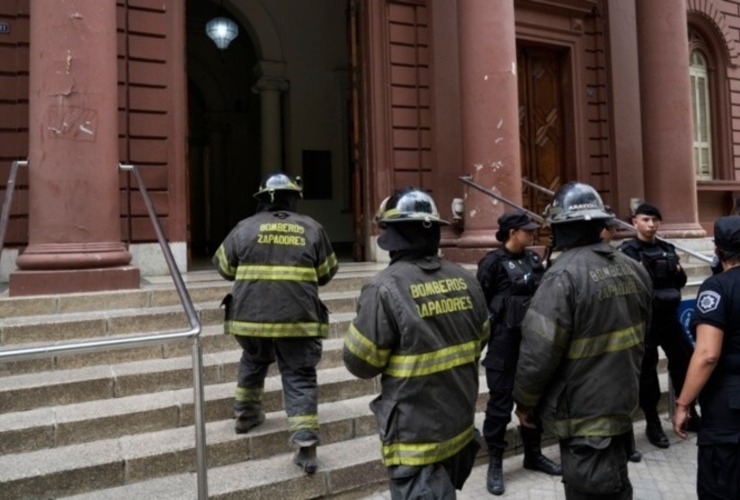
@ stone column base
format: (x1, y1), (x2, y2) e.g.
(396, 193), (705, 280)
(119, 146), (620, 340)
(9, 267), (140, 296)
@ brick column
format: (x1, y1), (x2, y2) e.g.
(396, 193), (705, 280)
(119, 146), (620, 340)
(10, 0), (140, 295)
(457, 0), (520, 247)
(636, 0), (704, 236)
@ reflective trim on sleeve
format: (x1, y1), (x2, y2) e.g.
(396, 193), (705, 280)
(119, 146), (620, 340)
(552, 415), (634, 438)
(235, 386), (264, 404)
(567, 323), (645, 360)
(287, 414), (320, 432)
(317, 253), (338, 280)
(385, 340), (480, 378)
(226, 320), (328, 338)
(344, 324), (391, 368)
(235, 264), (318, 282)
(381, 425), (475, 467)
(215, 246), (237, 278)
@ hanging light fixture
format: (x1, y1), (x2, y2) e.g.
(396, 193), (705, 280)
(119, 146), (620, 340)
(206, 15), (239, 50)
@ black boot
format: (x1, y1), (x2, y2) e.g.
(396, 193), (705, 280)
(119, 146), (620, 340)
(645, 415), (670, 449)
(486, 448), (505, 496)
(521, 426), (562, 476)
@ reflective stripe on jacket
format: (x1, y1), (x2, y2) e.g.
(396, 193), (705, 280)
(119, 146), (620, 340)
(343, 255), (490, 467)
(213, 210), (338, 338)
(514, 242), (652, 439)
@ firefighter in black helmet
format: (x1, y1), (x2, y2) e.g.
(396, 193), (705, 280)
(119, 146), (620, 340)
(212, 172), (338, 475)
(515, 182), (652, 499)
(344, 187), (490, 497)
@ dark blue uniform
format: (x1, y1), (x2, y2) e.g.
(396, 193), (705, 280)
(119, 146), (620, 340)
(691, 266), (740, 499)
(477, 247), (544, 452)
(619, 239), (694, 424)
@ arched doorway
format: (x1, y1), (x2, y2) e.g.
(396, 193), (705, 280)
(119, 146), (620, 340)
(185, 0), (356, 266)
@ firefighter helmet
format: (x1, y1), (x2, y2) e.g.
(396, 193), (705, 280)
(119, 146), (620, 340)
(376, 188), (449, 228)
(544, 182), (612, 224)
(253, 173), (303, 200)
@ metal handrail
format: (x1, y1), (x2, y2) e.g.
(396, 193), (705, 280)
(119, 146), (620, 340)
(0, 162), (207, 499)
(520, 177), (714, 264)
(0, 160), (27, 254)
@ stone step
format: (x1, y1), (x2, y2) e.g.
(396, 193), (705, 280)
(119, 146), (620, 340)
(0, 396), (383, 499)
(0, 386), (535, 499)
(64, 434), (388, 500)
(0, 291), (359, 346)
(0, 264), (378, 321)
(0, 339), (376, 415)
(0, 312), (356, 377)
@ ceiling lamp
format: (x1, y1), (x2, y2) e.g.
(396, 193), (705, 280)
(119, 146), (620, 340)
(206, 16), (239, 50)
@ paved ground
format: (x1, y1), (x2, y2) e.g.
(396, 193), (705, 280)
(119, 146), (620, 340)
(364, 415), (699, 499)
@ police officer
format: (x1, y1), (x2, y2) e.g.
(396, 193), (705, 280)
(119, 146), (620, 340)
(343, 188), (490, 498)
(477, 210), (561, 495)
(514, 182), (652, 499)
(212, 172), (338, 474)
(674, 215), (740, 499)
(618, 202), (697, 448)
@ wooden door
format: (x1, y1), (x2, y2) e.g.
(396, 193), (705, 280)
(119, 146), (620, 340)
(518, 46), (566, 221)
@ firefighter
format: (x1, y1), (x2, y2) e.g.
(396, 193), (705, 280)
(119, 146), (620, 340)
(514, 182), (652, 499)
(343, 187), (490, 498)
(618, 202), (698, 449)
(476, 210), (561, 495)
(212, 172), (338, 475)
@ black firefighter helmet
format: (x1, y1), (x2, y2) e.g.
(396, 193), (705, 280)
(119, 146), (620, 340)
(375, 188), (450, 229)
(544, 181), (612, 225)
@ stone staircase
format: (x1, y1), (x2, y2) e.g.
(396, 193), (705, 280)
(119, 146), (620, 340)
(0, 249), (715, 499)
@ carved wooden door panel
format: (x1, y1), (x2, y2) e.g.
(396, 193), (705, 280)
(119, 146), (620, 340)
(518, 46), (566, 222)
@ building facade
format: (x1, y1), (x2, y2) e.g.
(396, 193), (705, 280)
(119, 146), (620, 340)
(1, 0), (740, 294)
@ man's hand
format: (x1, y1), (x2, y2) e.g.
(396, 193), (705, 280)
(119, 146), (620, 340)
(515, 406), (537, 429)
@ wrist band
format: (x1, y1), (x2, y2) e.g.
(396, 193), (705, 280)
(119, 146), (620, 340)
(675, 400), (691, 408)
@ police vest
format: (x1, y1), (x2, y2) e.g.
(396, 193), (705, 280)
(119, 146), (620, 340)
(498, 251), (543, 329)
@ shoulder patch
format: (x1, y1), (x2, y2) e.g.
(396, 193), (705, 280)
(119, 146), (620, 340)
(697, 290), (721, 314)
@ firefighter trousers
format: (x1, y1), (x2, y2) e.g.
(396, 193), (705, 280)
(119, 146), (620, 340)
(234, 335), (323, 443)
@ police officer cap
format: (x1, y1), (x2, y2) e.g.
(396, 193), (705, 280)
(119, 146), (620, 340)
(499, 210), (539, 232)
(714, 216), (740, 251)
(634, 202), (662, 221)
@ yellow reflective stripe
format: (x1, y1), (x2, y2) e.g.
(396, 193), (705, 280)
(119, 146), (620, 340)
(317, 253), (338, 280)
(235, 386), (263, 403)
(382, 425), (474, 466)
(385, 340), (479, 378)
(552, 415), (633, 438)
(344, 324), (391, 368)
(567, 324), (645, 360)
(215, 246), (236, 278)
(235, 264), (318, 282)
(226, 320), (328, 338)
(287, 414), (319, 432)
(514, 387), (541, 410)
(480, 319), (490, 349)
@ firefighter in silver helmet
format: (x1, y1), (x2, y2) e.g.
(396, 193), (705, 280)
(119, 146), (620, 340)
(212, 172), (338, 475)
(344, 187), (490, 497)
(514, 181), (652, 499)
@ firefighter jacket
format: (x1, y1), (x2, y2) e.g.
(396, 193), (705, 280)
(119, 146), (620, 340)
(343, 254), (490, 467)
(618, 238), (686, 309)
(514, 242), (653, 439)
(212, 209), (338, 338)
